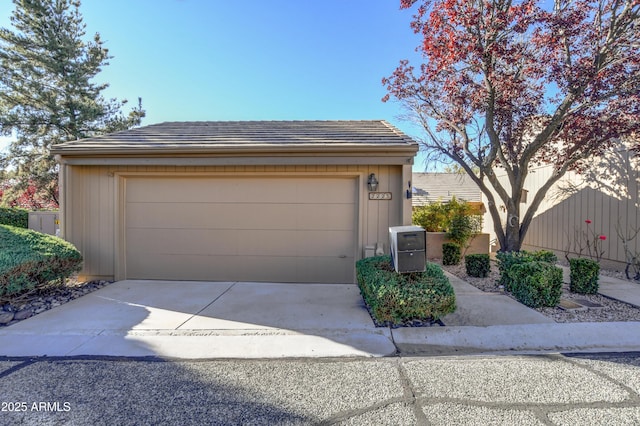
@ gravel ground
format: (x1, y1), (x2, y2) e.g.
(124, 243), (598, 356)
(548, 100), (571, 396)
(435, 258), (640, 323)
(0, 277), (112, 327)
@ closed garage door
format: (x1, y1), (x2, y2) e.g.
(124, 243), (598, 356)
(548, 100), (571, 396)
(124, 176), (357, 283)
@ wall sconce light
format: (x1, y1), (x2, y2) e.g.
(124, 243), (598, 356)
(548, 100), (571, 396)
(367, 173), (379, 191)
(406, 181), (412, 199)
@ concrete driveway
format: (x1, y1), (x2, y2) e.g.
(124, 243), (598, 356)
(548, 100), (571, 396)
(0, 280), (397, 358)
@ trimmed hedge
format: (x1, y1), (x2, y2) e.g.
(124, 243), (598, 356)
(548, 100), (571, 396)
(465, 253), (490, 278)
(0, 225), (82, 297)
(356, 255), (456, 326)
(496, 250), (558, 290)
(442, 242), (461, 265)
(569, 258), (600, 294)
(509, 261), (563, 308)
(0, 207), (28, 228)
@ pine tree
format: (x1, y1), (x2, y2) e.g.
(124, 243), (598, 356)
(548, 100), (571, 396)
(0, 0), (145, 207)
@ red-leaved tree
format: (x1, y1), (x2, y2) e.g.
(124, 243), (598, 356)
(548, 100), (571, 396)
(384, 0), (639, 252)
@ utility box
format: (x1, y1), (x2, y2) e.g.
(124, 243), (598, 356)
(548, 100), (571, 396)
(389, 225), (426, 273)
(28, 211), (60, 236)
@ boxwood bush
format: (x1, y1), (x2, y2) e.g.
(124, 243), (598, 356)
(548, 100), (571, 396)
(442, 242), (461, 265)
(356, 255), (456, 326)
(569, 258), (600, 294)
(0, 225), (82, 297)
(509, 261), (563, 308)
(0, 207), (28, 228)
(465, 253), (490, 277)
(496, 250), (558, 290)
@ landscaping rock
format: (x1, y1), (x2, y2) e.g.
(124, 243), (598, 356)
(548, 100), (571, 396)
(14, 310), (33, 320)
(0, 278), (112, 327)
(438, 258), (640, 323)
(0, 311), (14, 324)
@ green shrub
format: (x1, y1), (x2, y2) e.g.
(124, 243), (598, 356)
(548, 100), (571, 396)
(442, 242), (461, 265)
(496, 251), (531, 289)
(0, 225), (83, 297)
(465, 254), (491, 277)
(447, 214), (474, 247)
(532, 250), (558, 263)
(412, 202), (449, 232)
(356, 255), (456, 326)
(412, 197), (482, 233)
(496, 250), (557, 290)
(0, 207), (28, 228)
(509, 261), (563, 308)
(569, 258), (600, 294)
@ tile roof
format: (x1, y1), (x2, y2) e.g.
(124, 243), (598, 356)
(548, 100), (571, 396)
(412, 172), (482, 206)
(52, 120), (418, 154)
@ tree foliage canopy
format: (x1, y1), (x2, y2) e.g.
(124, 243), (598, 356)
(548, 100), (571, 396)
(384, 0), (639, 251)
(0, 0), (145, 207)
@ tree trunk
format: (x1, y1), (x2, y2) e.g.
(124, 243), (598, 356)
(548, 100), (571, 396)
(501, 206), (523, 252)
(503, 224), (522, 252)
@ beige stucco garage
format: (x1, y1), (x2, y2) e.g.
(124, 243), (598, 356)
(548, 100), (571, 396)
(51, 121), (418, 283)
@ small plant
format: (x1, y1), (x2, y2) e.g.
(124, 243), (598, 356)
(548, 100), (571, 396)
(442, 242), (461, 265)
(447, 214), (476, 249)
(509, 261), (563, 308)
(564, 219), (606, 263)
(615, 220), (640, 281)
(465, 254), (490, 277)
(569, 258), (600, 294)
(356, 255), (456, 326)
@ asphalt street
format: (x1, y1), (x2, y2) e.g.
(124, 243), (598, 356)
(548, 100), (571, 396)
(1, 353), (639, 425)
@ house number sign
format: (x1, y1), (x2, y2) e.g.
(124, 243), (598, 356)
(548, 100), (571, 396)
(369, 192), (392, 200)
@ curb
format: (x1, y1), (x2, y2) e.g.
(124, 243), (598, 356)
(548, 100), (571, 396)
(391, 321), (640, 355)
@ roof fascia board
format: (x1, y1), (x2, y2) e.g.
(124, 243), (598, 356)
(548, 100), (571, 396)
(55, 154), (415, 166)
(51, 143), (417, 156)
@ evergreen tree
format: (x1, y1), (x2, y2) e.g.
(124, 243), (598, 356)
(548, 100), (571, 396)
(0, 0), (145, 207)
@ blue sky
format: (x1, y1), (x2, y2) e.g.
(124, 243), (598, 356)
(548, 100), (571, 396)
(0, 0), (430, 169)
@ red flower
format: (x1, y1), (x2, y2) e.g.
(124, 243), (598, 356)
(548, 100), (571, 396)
(599, 235), (607, 240)
(585, 219), (592, 224)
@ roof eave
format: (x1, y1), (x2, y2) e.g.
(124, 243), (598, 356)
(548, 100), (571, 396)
(51, 142), (419, 157)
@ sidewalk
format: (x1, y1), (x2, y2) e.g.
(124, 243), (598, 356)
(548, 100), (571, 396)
(391, 270), (640, 355)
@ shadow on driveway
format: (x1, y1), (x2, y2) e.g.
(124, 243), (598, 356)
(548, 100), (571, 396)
(0, 280), (396, 358)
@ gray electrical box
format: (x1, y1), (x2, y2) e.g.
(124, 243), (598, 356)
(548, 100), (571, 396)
(389, 225), (426, 273)
(28, 211), (60, 236)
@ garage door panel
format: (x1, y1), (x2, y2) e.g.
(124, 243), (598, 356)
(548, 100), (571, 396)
(127, 202), (242, 229)
(127, 254), (237, 281)
(126, 178), (223, 203)
(127, 202), (356, 231)
(233, 204), (301, 230)
(294, 231), (356, 257)
(236, 230), (300, 256)
(295, 257), (355, 284)
(233, 256), (298, 282)
(294, 179), (356, 203)
(125, 176), (357, 283)
(127, 228), (239, 255)
(295, 204), (355, 230)
(234, 230), (355, 257)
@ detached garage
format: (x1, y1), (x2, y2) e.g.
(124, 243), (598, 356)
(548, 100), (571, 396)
(52, 121), (418, 283)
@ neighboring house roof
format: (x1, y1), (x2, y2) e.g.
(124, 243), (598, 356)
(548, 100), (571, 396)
(412, 172), (482, 206)
(51, 120), (418, 156)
